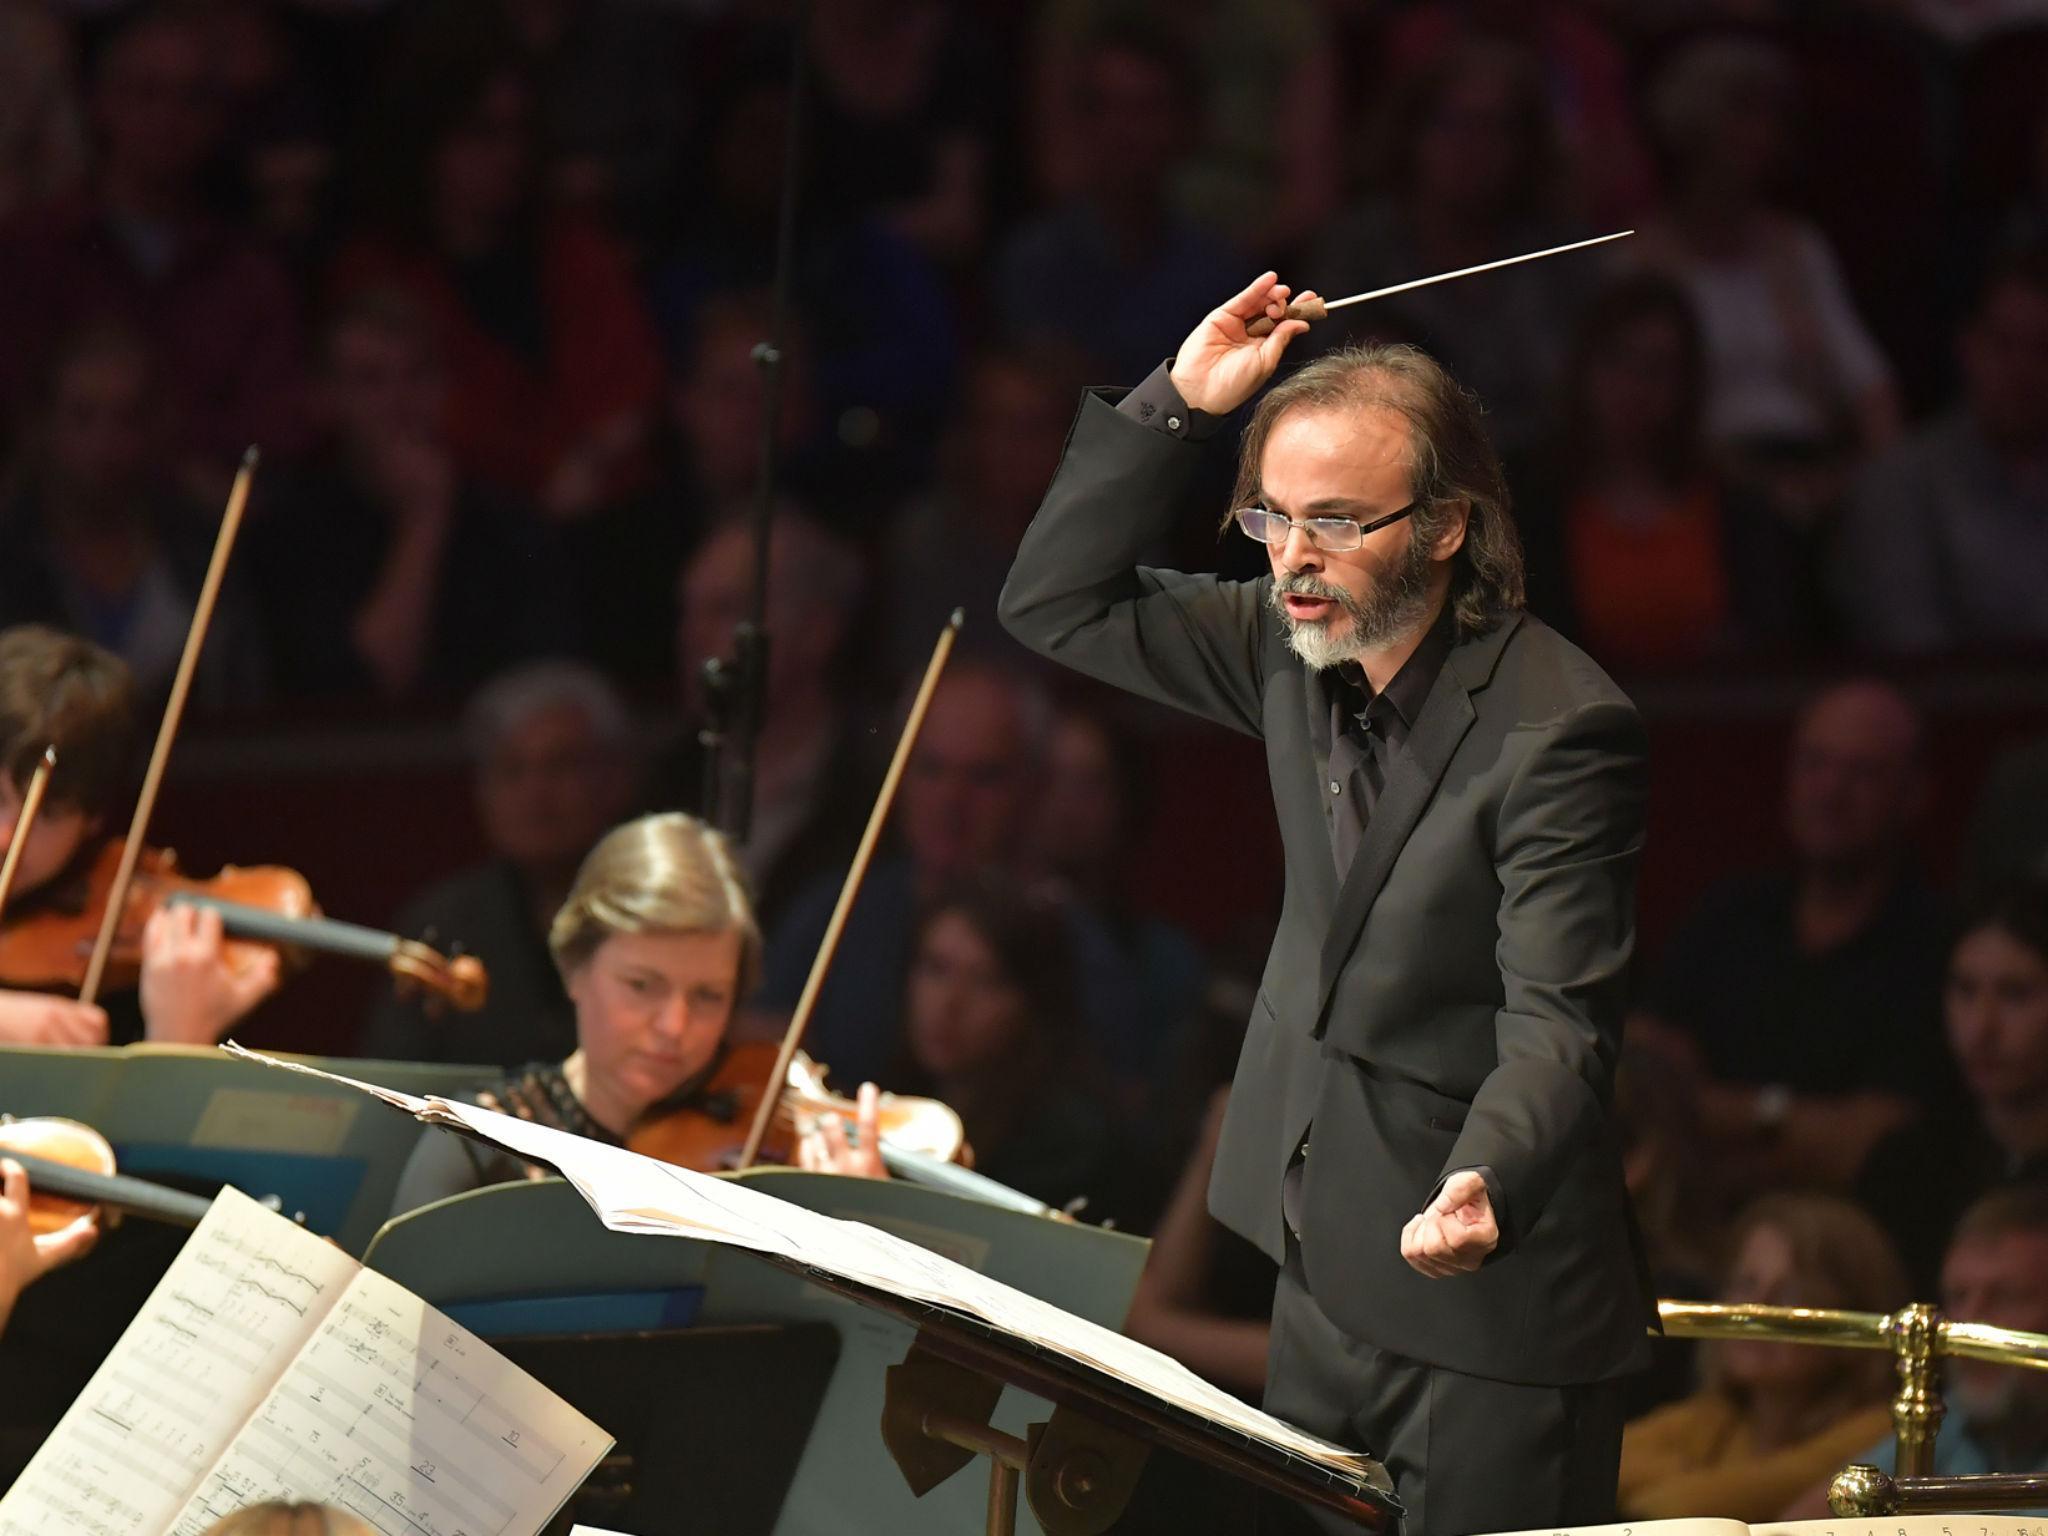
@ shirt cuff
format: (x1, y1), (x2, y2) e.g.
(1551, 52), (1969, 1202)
(1114, 361), (1226, 442)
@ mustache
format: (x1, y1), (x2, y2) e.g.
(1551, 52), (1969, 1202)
(1272, 571), (1350, 602)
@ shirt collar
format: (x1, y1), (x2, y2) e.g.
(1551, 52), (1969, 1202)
(1333, 600), (1455, 726)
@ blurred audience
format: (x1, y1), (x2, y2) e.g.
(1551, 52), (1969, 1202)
(883, 874), (1144, 1224)
(1310, 36), (1593, 464)
(1616, 1193), (1908, 1521)
(1834, 248), (2048, 655)
(1966, 734), (2048, 897)
(1785, 1183), (2048, 1516)
(1859, 881), (2048, 1288)
(0, 0), (86, 222)
(883, 350), (1077, 675)
(1027, 703), (1205, 1106)
(331, 21), (662, 516)
(361, 660), (637, 1068)
(1520, 274), (1801, 662)
(247, 287), (567, 702)
(995, 28), (1239, 382)
(1123, 1084), (1273, 1397)
(654, 512), (875, 936)
(0, 5), (307, 497)
(1631, 33), (1900, 526)
(1631, 680), (1956, 1193)
(1030, 0), (1340, 257)
(0, 321), (265, 707)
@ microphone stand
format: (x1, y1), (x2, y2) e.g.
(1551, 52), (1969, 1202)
(699, 0), (813, 842)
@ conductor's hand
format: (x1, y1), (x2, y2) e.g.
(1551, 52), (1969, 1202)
(0, 1157), (98, 1337)
(1400, 1171), (1498, 1277)
(1167, 272), (1318, 417)
(139, 903), (282, 1046)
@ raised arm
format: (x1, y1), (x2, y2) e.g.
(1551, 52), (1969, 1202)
(998, 274), (1315, 736)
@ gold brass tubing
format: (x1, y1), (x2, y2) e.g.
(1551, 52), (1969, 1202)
(1657, 1300), (1892, 1348)
(1831, 1466), (2048, 1516)
(1941, 1321), (2048, 1371)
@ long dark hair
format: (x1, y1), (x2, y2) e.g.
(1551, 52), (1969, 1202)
(1559, 273), (1710, 489)
(892, 874), (1080, 1095)
(1231, 342), (1526, 637)
(1956, 879), (2048, 970)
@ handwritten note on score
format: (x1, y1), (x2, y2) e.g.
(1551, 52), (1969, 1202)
(0, 1188), (610, 1536)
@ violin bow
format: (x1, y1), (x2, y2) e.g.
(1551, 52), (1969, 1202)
(735, 608), (965, 1170)
(0, 746), (57, 926)
(80, 448), (260, 1008)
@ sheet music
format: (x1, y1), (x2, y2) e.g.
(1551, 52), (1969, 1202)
(223, 1047), (1372, 1476)
(165, 1266), (609, 1536)
(0, 1188), (357, 1536)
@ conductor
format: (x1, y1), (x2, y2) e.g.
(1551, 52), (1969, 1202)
(1000, 275), (1654, 1535)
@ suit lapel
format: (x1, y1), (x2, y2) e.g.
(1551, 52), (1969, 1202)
(1310, 614), (1521, 1035)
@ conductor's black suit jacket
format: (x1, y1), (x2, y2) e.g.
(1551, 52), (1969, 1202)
(1000, 388), (1655, 1388)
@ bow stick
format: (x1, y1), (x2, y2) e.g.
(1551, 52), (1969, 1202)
(735, 608), (964, 1171)
(79, 448), (260, 1008)
(0, 747), (57, 925)
(1245, 229), (1634, 337)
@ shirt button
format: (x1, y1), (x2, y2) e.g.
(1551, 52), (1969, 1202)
(1330, 780), (1342, 794)
(1166, 415), (1182, 431)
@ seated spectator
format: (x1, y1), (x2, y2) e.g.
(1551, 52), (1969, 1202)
(1859, 881), (2048, 1289)
(360, 661), (637, 1068)
(995, 28), (1240, 382)
(331, 25), (662, 514)
(882, 350), (1079, 676)
(650, 512), (875, 936)
(0, 0), (85, 221)
(1630, 35), (1900, 521)
(1833, 248), (2048, 655)
(754, 662), (1054, 1087)
(0, 1156), (98, 1341)
(1785, 1183), (2048, 1517)
(247, 288), (569, 702)
(801, 0), (995, 267)
(1026, 703), (1206, 1109)
(880, 875), (1143, 1225)
(1123, 1085), (1274, 1397)
(1965, 734), (2048, 897)
(648, 73), (957, 515)
(1630, 680), (1957, 1194)
(1616, 1193), (1907, 1522)
(1028, 0), (1340, 257)
(391, 812), (872, 1212)
(0, 625), (281, 1049)
(0, 5), (306, 498)
(1309, 36), (1594, 465)
(1520, 274), (1800, 663)
(0, 321), (266, 708)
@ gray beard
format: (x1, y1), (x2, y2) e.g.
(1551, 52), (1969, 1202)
(1268, 531), (1438, 670)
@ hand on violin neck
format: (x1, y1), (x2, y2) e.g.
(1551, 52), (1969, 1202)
(0, 990), (109, 1048)
(794, 1080), (890, 1182)
(139, 902), (281, 1046)
(0, 1157), (98, 1336)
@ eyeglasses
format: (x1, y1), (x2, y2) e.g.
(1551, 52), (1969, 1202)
(1234, 502), (1420, 553)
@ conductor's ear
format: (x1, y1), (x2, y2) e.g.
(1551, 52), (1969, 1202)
(1429, 501), (1470, 562)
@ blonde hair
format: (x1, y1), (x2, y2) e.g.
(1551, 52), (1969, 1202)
(197, 1504), (374, 1536)
(548, 812), (762, 994)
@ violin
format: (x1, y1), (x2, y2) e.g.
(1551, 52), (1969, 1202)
(0, 1114), (216, 1232)
(0, 838), (487, 1013)
(629, 1041), (1060, 1218)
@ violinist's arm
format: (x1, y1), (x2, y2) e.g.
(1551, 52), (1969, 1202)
(0, 989), (109, 1047)
(1122, 1088), (1269, 1398)
(0, 1158), (97, 1337)
(139, 904), (281, 1045)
